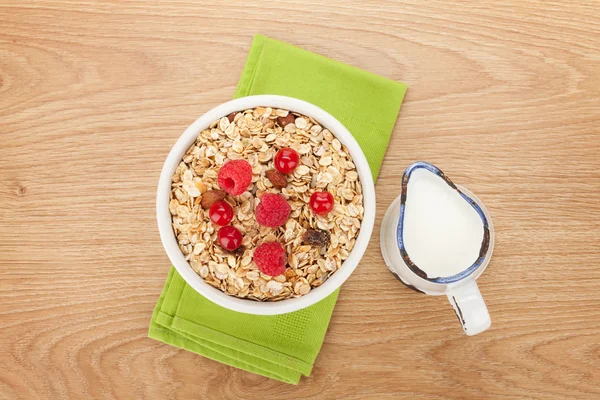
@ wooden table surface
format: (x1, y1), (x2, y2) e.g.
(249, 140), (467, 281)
(2, 1), (599, 399)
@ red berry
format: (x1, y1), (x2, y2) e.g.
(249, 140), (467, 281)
(309, 192), (334, 215)
(209, 200), (234, 226)
(256, 193), (291, 227)
(274, 148), (299, 174)
(254, 242), (287, 276)
(218, 159), (252, 196)
(217, 226), (243, 251)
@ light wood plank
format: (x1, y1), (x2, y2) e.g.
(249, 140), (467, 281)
(1, 0), (599, 398)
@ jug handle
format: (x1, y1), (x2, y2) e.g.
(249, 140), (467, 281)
(447, 279), (491, 336)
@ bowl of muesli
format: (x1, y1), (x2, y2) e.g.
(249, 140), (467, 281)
(157, 95), (375, 315)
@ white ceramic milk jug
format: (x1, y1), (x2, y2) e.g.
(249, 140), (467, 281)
(380, 162), (494, 336)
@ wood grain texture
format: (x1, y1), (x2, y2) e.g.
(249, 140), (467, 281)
(1, 0), (599, 398)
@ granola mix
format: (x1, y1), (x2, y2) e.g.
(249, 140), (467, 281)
(169, 107), (364, 301)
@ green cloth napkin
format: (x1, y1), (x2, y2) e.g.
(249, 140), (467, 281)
(149, 34), (407, 384)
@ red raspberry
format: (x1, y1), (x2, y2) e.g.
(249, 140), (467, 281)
(218, 159), (252, 196)
(256, 193), (291, 227)
(254, 242), (287, 276)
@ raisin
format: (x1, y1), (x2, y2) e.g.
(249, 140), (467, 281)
(302, 229), (331, 247)
(226, 245), (245, 257)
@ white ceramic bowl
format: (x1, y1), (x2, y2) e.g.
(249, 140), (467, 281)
(157, 95), (375, 315)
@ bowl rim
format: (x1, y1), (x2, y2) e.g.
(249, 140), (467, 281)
(157, 95), (375, 315)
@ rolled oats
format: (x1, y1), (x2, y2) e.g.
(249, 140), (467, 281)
(169, 107), (364, 301)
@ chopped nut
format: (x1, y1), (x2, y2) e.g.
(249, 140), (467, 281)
(277, 113), (295, 127)
(265, 169), (288, 189)
(200, 189), (226, 209)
